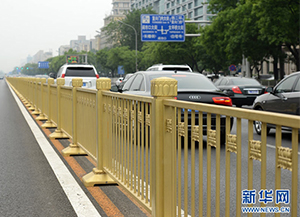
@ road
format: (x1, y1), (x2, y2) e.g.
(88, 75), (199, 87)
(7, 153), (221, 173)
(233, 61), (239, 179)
(176, 116), (300, 216)
(0, 79), (150, 217)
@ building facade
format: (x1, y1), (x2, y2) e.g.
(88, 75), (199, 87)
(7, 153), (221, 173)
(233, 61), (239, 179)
(99, 0), (131, 49)
(130, 0), (213, 21)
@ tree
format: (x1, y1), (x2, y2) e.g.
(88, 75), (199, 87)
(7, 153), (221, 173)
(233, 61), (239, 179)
(107, 46), (136, 76)
(140, 23), (207, 72)
(254, 0), (300, 72)
(103, 8), (157, 52)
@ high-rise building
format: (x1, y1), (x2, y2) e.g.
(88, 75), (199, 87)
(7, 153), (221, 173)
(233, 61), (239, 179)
(130, 0), (214, 21)
(99, 0), (131, 49)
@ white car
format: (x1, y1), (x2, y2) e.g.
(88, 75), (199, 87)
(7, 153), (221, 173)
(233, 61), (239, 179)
(146, 64), (192, 72)
(55, 63), (99, 89)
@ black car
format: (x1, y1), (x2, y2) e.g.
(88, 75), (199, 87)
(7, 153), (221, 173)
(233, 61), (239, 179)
(117, 71), (234, 144)
(214, 76), (266, 107)
(253, 71), (300, 134)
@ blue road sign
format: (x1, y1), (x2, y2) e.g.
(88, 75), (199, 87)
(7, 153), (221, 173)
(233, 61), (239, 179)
(118, 66), (125, 75)
(38, 61), (49, 69)
(141, 14), (185, 42)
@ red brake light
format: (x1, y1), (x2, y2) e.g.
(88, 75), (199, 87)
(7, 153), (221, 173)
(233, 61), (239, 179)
(61, 74), (65, 78)
(96, 74), (99, 78)
(174, 96), (177, 100)
(212, 97), (232, 106)
(232, 86), (242, 94)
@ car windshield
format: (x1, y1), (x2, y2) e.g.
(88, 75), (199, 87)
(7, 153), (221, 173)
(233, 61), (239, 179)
(149, 74), (218, 90)
(231, 78), (260, 85)
(65, 67), (96, 77)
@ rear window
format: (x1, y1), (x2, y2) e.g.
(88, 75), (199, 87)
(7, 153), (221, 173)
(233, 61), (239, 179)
(149, 74), (218, 90)
(162, 67), (191, 72)
(65, 67), (96, 77)
(231, 78), (260, 85)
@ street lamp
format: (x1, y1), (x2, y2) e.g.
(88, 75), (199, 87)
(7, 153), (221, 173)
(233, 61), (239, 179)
(117, 20), (138, 72)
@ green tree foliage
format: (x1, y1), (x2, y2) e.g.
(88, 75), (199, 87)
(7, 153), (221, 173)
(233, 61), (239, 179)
(103, 8), (157, 52)
(140, 23), (208, 72)
(107, 46), (137, 76)
(253, 0), (300, 71)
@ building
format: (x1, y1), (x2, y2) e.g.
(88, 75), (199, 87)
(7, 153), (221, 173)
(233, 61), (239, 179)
(58, 45), (70, 56)
(99, 0), (131, 49)
(130, 0), (213, 21)
(70, 36), (92, 52)
(31, 50), (53, 64)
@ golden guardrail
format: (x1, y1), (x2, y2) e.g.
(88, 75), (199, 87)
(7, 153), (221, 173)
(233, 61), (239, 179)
(6, 76), (299, 217)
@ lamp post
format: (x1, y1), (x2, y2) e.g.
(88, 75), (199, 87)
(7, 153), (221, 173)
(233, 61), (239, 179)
(117, 20), (138, 72)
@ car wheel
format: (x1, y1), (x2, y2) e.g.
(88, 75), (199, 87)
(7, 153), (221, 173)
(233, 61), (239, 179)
(254, 108), (271, 135)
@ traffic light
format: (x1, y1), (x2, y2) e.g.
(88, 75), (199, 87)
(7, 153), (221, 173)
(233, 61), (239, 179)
(21, 67), (23, 70)
(26, 67), (29, 70)
(16, 67), (19, 70)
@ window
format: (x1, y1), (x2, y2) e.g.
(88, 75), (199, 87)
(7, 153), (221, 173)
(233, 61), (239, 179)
(275, 76), (297, 93)
(129, 75), (144, 91)
(188, 2), (193, 9)
(65, 67), (96, 77)
(294, 77), (300, 92)
(177, 7), (180, 13)
(167, 3), (170, 9)
(122, 75), (135, 91)
(194, 7), (203, 16)
(219, 78), (228, 85)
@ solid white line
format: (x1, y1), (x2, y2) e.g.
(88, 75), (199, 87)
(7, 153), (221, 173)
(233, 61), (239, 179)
(7, 83), (101, 217)
(266, 144), (300, 155)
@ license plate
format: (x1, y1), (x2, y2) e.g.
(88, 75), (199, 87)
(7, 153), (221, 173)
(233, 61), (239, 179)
(248, 90), (259, 94)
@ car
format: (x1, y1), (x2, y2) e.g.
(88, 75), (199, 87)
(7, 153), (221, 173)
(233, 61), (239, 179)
(214, 76), (267, 107)
(146, 64), (192, 72)
(115, 77), (124, 87)
(118, 71), (234, 144)
(252, 71), (300, 135)
(54, 58), (99, 89)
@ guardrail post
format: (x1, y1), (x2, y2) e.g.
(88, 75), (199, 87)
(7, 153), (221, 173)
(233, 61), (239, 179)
(25, 78), (33, 108)
(151, 77), (177, 217)
(42, 78), (56, 128)
(83, 78), (116, 186)
(32, 78), (41, 115)
(49, 78), (69, 139)
(36, 78), (48, 121)
(28, 79), (36, 111)
(62, 78), (86, 156)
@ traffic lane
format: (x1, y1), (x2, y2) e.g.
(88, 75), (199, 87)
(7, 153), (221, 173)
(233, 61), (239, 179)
(0, 81), (77, 217)
(176, 117), (297, 216)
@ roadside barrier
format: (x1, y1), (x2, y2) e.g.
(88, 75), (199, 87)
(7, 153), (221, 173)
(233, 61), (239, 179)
(6, 77), (299, 217)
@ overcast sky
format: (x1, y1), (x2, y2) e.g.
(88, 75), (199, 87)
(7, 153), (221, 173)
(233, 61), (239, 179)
(0, 0), (112, 73)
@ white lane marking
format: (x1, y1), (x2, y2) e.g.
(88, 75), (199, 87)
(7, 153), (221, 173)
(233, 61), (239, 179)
(266, 144), (300, 155)
(8, 84), (101, 217)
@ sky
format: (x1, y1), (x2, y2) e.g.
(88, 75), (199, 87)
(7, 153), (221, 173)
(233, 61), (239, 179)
(0, 0), (112, 73)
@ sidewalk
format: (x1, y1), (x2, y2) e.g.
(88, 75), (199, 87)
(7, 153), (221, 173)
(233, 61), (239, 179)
(4, 79), (150, 217)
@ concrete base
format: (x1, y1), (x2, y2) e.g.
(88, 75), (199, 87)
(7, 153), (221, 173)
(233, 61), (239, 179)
(36, 114), (48, 121)
(31, 110), (40, 115)
(82, 168), (116, 187)
(49, 129), (69, 139)
(62, 143), (86, 156)
(41, 121), (56, 128)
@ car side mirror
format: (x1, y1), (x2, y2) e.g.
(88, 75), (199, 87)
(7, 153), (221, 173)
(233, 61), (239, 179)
(266, 87), (273, 93)
(49, 73), (56, 79)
